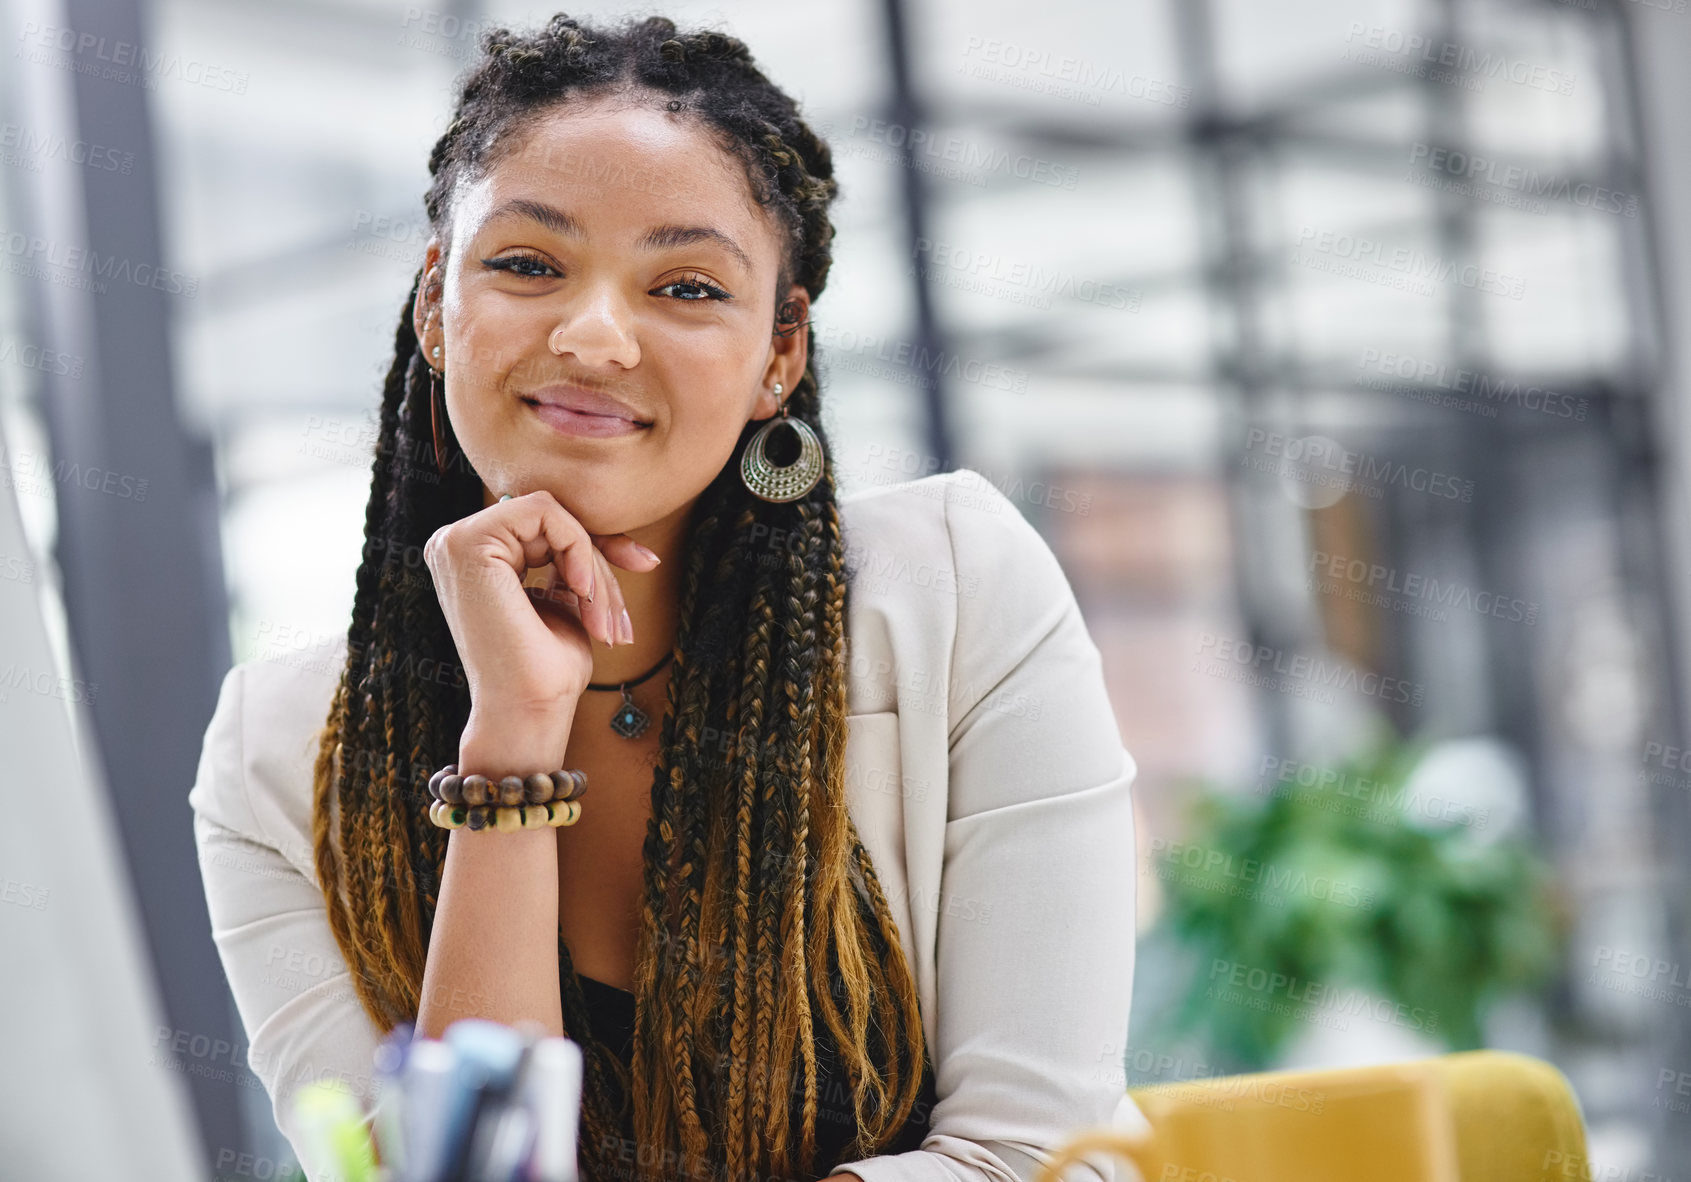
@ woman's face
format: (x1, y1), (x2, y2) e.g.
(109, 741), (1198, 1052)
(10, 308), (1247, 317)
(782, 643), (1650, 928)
(414, 96), (810, 537)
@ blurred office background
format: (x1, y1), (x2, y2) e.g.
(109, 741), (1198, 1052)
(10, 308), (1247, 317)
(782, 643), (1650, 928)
(2, 0), (1689, 1176)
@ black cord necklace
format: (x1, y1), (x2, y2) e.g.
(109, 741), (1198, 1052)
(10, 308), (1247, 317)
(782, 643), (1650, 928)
(586, 650), (673, 739)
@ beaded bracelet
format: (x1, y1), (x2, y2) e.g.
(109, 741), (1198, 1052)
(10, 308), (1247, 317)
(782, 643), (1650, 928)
(425, 763), (588, 832)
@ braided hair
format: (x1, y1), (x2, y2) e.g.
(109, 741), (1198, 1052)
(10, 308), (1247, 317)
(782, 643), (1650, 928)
(308, 14), (928, 1182)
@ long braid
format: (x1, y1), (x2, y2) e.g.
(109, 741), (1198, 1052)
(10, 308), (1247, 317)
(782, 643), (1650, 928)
(724, 579), (775, 1178)
(632, 502), (722, 1178)
(310, 14), (929, 1182)
(773, 498), (827, 1168)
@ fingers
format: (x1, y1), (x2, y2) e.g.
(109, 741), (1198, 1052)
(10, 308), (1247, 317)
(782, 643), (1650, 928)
(595, 535), (663, 572)
(528, 508), (599, 620)
(526, 566), (575, 611)
(589, 537), (658, 647)
(574, 542), (620, 649)
(525, 577), (597, 648)
(494, 492), (656, 648)
(503, 493), (616, 647)
(589, 546), (621, 647)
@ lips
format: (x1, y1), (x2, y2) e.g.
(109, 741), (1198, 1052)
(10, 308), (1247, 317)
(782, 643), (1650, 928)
(522, 384), (650, 425)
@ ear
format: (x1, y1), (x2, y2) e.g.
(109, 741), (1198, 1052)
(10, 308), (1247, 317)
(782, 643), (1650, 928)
(754, 283), (811, 420)
(413, 237), (445, 362)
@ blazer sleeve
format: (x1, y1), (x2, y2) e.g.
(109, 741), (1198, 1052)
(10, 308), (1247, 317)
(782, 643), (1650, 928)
(831, 474), (1148, 1182)
(187, 660), (389, 1181)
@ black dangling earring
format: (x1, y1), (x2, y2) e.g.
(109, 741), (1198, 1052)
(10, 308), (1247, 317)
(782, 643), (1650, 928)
(428, 344), (449, 476)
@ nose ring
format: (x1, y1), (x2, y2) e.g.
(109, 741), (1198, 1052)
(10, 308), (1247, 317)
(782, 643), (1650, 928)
(549, 327), (567, 355)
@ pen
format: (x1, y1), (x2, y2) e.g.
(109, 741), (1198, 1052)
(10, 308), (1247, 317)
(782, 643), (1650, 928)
(514, 1038), (583, 1182)
(378, 1020), (585, 1182)
(401, 1038), (462, 1182)
(443, 1020), (528, 1181)
(465, 1037), (538, 1182)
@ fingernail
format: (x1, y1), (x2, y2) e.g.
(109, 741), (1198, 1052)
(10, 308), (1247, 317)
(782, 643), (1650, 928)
(618, 608), (633, 645)
(586, 569), (595, 603)
(633, 543), (661, 564)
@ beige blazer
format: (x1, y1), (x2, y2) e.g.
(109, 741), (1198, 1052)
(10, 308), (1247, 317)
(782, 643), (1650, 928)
(189, 467), (1148, 1182)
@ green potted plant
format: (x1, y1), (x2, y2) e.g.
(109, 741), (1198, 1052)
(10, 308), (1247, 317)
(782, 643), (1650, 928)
(1148, 720), (1561, 1072)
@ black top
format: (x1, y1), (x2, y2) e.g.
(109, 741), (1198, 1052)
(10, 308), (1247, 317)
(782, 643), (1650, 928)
(578, 974), (938, 1179)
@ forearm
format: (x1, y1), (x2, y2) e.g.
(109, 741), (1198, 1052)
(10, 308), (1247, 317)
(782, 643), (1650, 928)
(414, 711), (575, 1040)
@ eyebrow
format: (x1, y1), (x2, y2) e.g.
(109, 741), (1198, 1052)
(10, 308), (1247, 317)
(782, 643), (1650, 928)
(485, 198), (755, 276)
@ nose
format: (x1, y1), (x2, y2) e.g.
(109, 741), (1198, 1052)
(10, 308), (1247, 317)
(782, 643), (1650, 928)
(548, 281), (641, 370)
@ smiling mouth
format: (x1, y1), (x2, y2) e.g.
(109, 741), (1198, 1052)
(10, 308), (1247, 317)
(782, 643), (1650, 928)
(520, 398), (651, 427)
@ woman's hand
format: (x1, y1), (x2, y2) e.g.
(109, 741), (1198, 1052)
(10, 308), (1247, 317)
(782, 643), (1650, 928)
(423, 489), (660, 732)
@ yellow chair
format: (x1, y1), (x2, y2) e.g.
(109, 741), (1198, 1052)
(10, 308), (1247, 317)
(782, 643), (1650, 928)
(1035, 1051), (1589, 1182)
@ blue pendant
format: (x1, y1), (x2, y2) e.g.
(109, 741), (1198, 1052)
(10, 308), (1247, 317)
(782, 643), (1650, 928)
(611, 689), (650, 739)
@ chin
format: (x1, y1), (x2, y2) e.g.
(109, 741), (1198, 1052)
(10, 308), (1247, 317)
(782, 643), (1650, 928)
(538, 479), (642, 536)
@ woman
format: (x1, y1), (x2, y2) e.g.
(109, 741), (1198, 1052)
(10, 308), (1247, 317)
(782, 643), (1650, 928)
(188, 13), (1145, 1182)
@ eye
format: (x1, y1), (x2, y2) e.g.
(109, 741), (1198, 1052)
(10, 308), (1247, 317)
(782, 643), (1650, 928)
(480, 251), (558, 279)
(654, 272), (733, 302)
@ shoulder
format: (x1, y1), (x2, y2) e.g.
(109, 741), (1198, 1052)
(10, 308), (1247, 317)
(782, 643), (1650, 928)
(839, 465), (1070, 593)
(841, 464), (1076, 607)
(187, 633), (347, 877)
(837, 467), (1081, 715)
